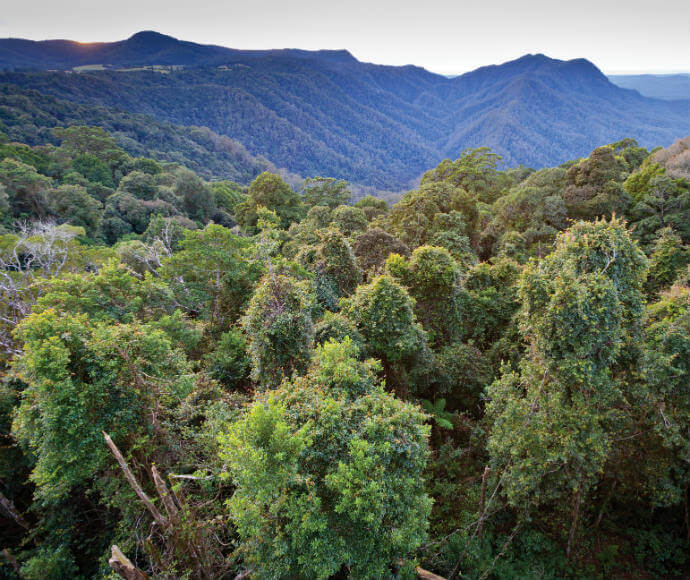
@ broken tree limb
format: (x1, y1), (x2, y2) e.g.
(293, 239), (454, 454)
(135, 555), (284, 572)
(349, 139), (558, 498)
(2, 548), (25, 579)
(108, 545), (148, 580)
(151, 464), (179, 523)
(169, 473), (214, 481)
(477, 466), (490, 538)
(102, 431), (167, 527)
(416, 566), (448, 580)
(0, 491), (29, 529)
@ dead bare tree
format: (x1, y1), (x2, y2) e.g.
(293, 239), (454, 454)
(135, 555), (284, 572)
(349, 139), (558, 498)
(0, 221), (80, 355)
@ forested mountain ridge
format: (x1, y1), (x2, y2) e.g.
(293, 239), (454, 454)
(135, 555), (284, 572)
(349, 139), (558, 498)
(1, 31), (687, 188)
(0, 30), (359, 70)
(0, 84), (273, 183)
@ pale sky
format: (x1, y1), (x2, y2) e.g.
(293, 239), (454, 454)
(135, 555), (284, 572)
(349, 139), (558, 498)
(1, 0), (689, 74)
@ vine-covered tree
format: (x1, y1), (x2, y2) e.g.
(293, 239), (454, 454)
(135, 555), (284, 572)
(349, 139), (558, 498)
(242, 273), (315, 387)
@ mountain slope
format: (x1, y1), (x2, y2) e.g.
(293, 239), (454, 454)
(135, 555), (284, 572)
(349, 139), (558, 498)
(1, 32), (687, 188)
(0, 84), (273, 183)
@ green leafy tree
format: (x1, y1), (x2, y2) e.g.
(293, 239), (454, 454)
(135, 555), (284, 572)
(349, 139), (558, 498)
(301, 176), (351, 209)
(562, 146), (631, 220)
(644, 228), (690, 296)
(341, 274), (429, 396)
(639, 285), (690, 505)
(203, 327), (251, 390)
(629, 174), (690, 245)
(485, 168), (568, 259)
(117, 170), (159, 200)
(52, 126), (126, 165)
(421, 147), (512, 203)
(48, 184), (102, 236)
(0, 158), (51, 219)
(386, 181), (479, 250)
(487, 217), (648, 557)
(354, 194), (388, 221)
(459, 257), (522, 352)
(386, 245), (462, 346)
(210, 180), (246, 213)
(331, 204), (368, 236)
(314, 310), (367, 355)
(219, 338), (432, 579)
(161, 224), (261, 329)
(235, 172), (304, 231)
(72, 153), (115, 188)
(297, 228), (361, 310)
(175, 167), (216, 223)
(242, 273), (315, 387)
(12, 309), (194, 501)
(623, 162), (665, 203)
(351, 227), (410, 279)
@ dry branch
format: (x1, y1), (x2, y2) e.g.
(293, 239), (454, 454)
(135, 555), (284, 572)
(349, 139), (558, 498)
(0, 491), (29, 529)
(108, 545), (149, 580)
(102, 431), (167, 527)
(151, 464), (179, 522)
(416, 566), (448, 580)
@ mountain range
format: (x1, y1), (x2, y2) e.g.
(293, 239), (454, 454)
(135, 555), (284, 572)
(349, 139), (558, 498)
(607, 74), (690, 101)
(0, 31), (687, 189)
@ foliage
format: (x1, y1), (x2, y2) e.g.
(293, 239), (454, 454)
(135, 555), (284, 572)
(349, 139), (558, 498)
(235, 172), (305, 231)
(341, 274), (430, 396)
(242, 274), (315, 388)
(301, 176), (351, 209)
(487, 217), (649, 557)
(386, 245), (463, 346)
(161, 224), (261, 329)
(219, 339), (432, 579)
(351, 226), (410, 278)
(297, 227), (361, 310)
(1, 119), (689, 579)
(13, 309), (194, 501)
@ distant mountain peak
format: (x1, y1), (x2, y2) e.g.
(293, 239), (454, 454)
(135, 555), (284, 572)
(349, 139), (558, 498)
(516, 53), (551, 62)
(127, 30), (177, 42)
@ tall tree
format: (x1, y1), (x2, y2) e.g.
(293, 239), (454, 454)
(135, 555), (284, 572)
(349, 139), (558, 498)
(219, 338), (432, 579)
(242, 273), (315, 388)
(487, 218), (648, 557)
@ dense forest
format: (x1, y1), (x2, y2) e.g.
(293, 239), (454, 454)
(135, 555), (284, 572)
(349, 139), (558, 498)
(0, 84), (273, 184)
(0, 116), (689, 579)
(1, 31), (688, 189)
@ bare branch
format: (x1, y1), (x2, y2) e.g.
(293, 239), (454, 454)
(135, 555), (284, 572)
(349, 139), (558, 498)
(103, 431), (167, 528)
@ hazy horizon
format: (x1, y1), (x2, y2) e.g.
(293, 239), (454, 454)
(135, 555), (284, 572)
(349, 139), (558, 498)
(1, 0), (688, 75)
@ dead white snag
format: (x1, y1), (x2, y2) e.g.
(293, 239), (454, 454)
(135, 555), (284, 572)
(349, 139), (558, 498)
(108, 545), (148, 580)
(102, 431), (167, 527)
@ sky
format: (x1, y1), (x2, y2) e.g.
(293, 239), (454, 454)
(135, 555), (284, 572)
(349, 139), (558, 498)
(1, 0), (688, 74)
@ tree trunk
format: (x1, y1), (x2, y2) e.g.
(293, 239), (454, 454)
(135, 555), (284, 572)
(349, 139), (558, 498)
(567, 474), (585, 559)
